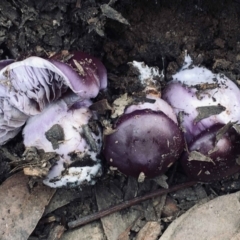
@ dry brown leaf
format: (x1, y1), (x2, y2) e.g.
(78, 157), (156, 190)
(161, 197), (180, 218)
(160, 192), (240, 240)
(95, 183), (141, 240)
(111, 93), (133, 118)
(100, 4), (130, 25)
(188, 151), (214, 164)
(136, 221), (161, 240)
(45, 188), (83, 215)
(117, 229), (130, 240)
(0, 171), (55, 240)
(231, 231), (240, 240)
(47, 224), (65, 240)
(118, 217), (142, 240)
(61, 222), (104, 240)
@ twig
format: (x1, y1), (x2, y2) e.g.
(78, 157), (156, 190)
(68, 180), (197, 229)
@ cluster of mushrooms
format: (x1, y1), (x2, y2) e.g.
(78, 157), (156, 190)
(1, 51), (240, 188)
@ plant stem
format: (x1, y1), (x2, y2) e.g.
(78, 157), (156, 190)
(68, 180), (197, 229)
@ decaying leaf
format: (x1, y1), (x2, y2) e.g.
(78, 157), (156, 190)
(136, 221), (161, 240)
(188, 151), (215, 164)
(193, 82), (219, 91)
(45, 189), (84, 215)
(100, 4), (130, 25)
(61, 222), (104, 240)
(47, 224), (65, 240)
(11, 148), (57, 176)
(23, 166), (49, 178)
(195, 105), (226, 122)
(153, 175), (169, 189)
(216, 121), (234, 142)
(232, 123), (240, 135)
(0, 171), (55, 240)
(89, 99), (113, 114)
(111, 93), (133, 118)
(160, 191), (240, 240)
(102, 119), (116, 136)
(118, 216), (141, 240)
(95, 183), (141, 240)
(138, 172), (146, 183)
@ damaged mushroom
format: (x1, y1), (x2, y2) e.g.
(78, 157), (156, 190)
(0, 51), (107, 145)
(0, 51), (107, 187)
(23, 95), (102, 188)
(49, 51), (107, 99)
(180, 123), (240, 181)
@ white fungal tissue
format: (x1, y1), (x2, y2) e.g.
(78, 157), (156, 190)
(23, 98), (102, 188)
(131, 60), (164, 92)
(128, 61), (177, 124)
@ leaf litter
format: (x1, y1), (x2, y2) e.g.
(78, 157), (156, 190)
(0, 171), (55, 240)
(1, 0), (240, 239)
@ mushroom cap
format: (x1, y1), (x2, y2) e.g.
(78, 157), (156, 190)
(103, 109), (184, 178)
(180, 123), (240, 182)
(162, 66), (240, 143)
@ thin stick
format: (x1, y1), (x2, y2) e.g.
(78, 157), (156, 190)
(68, 180), (197, 229)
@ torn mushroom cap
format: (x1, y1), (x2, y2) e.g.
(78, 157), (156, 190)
(162, 55), (240, 142)
(23, 95), (102, 188)
(0, 52), (106, 145)
(103, 109), (184, 178)
(180, 123), (240, 182)
(0, 56), (69, 116)
(0, 54), (106, 116)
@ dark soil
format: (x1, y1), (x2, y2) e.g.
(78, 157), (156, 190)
(1, 0), (240, 239)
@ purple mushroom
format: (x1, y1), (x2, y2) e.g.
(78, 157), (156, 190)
(23, 94), (102, 188)
(163, 55), (240, 181)
(180, 123), (240, 182)
(49, 51), (107, 99)
(0, 51), (107, 145)
(103, 107), (184, 179)
(162, 56), (240, 143)
(103, 61), (184, 180)
(0, 59), (14, 70)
